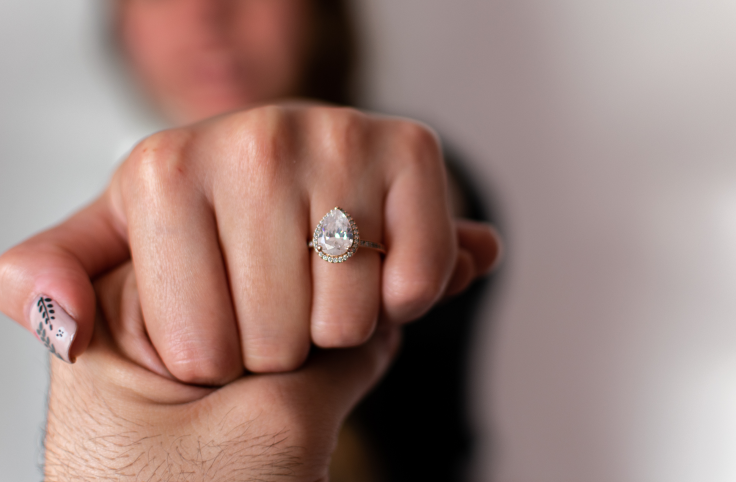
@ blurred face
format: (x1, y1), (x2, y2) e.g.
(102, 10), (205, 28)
(118, 0), (313, 125)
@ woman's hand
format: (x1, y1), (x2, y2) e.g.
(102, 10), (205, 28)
(44, 262), (400, 481)
(0, 104), (500, 383)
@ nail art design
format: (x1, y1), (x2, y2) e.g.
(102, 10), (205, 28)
(30, 296), (77, 363)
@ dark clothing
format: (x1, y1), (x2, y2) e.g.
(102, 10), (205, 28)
(353, 149), (501, 482)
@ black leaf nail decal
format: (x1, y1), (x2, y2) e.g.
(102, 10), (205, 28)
(33, 295), (74, 363)
(37, 296), (63, 357)
(38, 297), (53, 326)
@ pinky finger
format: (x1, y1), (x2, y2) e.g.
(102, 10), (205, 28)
(443, 248), (476, 298)
(443, 220), (503, 299)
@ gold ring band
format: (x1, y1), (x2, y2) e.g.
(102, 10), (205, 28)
(308, 239), (387, 254)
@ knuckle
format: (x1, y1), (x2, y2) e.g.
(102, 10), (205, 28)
(400, 119), (440, 148)
(231, 105), (290, 183)
(385, 271), (445, 322)
(312, 317), (376, 348)
(235, 104), (287, 128)
(313, 106), (368, 168)
(246, 357), (304, 374)
(124, 129), (192, 195)
(245, 341), (310, 374)
(165, 344), (240, 386)
(323, 106), (365, 132)
(395, 120), (442, 168)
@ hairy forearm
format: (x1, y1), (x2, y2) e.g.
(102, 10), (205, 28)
(44, 359), (306, 482)
(41, 269), (393, 482)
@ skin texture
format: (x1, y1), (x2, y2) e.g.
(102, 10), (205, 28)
(0, 0), (503, 478)
(0, 0), (501, 379)
(0, 1), (503, 478)
(0, 103), (500, 383)
(44, 262), (400, 482)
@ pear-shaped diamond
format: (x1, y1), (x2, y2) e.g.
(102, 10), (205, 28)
(318, 208), (354, 256)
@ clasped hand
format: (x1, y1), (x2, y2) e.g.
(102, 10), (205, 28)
(1, 103), (500, 481)
(1, 103), (500, 384)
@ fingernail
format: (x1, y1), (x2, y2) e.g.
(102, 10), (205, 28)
(29, 296), (77, 363)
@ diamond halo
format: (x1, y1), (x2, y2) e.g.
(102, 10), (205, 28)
(312, 207), (361, 263)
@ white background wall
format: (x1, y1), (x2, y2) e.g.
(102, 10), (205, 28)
(0, 2), (136, 480)
(3, 1), (736, 481)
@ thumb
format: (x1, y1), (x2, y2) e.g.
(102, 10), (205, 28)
(0, 193), (129, 363)
(284, 326), (402, 422)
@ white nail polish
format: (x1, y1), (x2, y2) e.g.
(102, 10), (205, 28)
(29, 296), (77, 363)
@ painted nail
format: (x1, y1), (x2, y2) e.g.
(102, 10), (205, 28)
(29, 296), (77, 363)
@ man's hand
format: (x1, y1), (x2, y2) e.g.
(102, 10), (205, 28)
(44, 262), (400, 481)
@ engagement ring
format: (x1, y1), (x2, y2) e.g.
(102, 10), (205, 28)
(309, 207), (386, 263)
